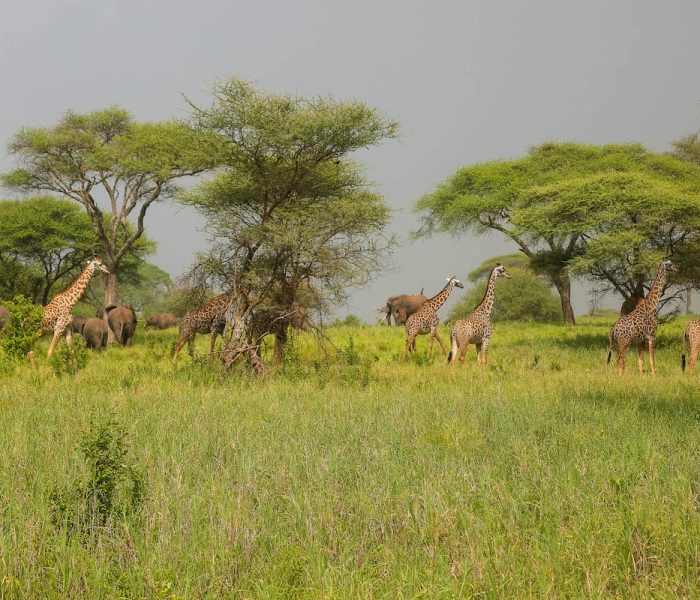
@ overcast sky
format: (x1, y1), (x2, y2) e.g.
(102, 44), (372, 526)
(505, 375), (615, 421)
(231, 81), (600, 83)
(2, 0), (700, 320)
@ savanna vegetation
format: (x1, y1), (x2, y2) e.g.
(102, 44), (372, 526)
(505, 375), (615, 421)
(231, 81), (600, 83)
(2, 319), (700, 598)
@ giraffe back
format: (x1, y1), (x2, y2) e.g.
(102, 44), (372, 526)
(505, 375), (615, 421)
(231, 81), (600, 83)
(179, 291), (234, 336)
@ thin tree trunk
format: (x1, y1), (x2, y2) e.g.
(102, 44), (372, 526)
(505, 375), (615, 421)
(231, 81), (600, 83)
(273, 323), (288, 366)
(551, 270), (576, 325)
(103, 270), (118, 307)
(686, 282), (693, 315)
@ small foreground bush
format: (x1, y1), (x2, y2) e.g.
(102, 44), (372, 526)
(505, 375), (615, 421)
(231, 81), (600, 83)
(0, 295), (43, 359)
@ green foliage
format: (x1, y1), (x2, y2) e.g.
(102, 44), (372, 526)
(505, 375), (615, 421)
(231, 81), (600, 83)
(182, 77), (397, 359)
(2, 107), (216, 302)
(417, 142), (700, 314)
(49, 417), (145, 538)
(449, 268), (561, 323)
(48, 336), (89, 377)
(0, 295), (43, 359)
(0, 196), (97, 304)
(467, 253), (533, 282)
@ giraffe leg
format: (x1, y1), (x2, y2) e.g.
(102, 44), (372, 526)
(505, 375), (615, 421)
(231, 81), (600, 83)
(480, 338), (491, 367)
(47, 328), (63, 358)
(690, 344), (699, 374)
(433, 332), (447, 356)
(475, 342), (483, 366)
(648, 339), (656, 376)
(172, 332), (188, 363)
(209, 330), (219, 355)
(638, 344), (645, 375)
(428, 333), (435, 361)
(404, 333), (417, 360)
(616, 346), (627, 375)
(458, 342), (468, 365)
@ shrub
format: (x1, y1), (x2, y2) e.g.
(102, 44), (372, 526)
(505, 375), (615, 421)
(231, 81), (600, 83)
(48, 336), (89, 377)
(0, 295), (43, 359)
(49, 418), (145, 538)
(449, 268), (562, 323)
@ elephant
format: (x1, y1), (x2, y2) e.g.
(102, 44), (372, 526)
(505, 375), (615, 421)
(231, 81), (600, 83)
(70, 315), (87, 334)
(104, 304), (138, 346)
(378, 294), (428, 326)
(0, 305), (10, 331)
(81, 317), (109, 350)
(144, 312), (178, 330)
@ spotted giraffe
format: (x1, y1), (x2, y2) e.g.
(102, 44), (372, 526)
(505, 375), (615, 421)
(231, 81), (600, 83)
(682, 319), (700, 374)
(404, 276), (464, 360)
(172, 289), (236, 362)
(607, 259), (677, 375)
(448, 263), (510, 367)
(43, 258), (110, 357)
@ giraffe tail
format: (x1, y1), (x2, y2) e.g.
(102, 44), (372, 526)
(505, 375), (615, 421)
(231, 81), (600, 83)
(682, 353), (687, 372)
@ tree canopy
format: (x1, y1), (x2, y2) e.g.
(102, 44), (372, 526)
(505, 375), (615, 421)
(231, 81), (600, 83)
(182, 77), (398, 364)
(417, 142), (700, 322)
(2, 107), (215, 304)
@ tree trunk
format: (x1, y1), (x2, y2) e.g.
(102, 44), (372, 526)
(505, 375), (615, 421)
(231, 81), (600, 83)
(551, 270), (576, 325)
(686, 282), (693, 315)
(273, 323), (288, 366)
(103, 269), (118, 307)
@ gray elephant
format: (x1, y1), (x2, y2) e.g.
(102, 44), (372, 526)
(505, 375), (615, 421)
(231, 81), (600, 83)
(70, 315), (87, 334)
(104, 304), (138, 346)
(0, 305), (10, 331)
(379, 294), (428, 326)
(81, 317), (109, 350)
(144, 312), (178, 330)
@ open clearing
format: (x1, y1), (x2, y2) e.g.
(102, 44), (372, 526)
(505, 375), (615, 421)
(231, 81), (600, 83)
(2, 318), (700, 598)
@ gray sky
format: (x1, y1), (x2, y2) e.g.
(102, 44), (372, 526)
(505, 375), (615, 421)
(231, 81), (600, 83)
(2, 0), (700, 320)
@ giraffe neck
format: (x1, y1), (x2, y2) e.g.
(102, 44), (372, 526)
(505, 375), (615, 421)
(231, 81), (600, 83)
(642, 264), (667, 313)
(60, 264), (97, 309)
(424, 281), (456, 313)
(475, 268), (498, 317)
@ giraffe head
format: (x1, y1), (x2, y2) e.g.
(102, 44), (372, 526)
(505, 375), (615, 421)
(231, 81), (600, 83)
(494, 263), (511, 279)
(88, 257), (110, 275)
(660, 259), (677, 274)
(446, 276), (464, 289)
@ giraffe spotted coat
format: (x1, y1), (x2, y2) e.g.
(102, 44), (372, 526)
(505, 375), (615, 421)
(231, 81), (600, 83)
(682, 319), (700, 374)
(448, 264), (510, 366)
(403, 276), (464, 360)
(607, 259), (676, 375)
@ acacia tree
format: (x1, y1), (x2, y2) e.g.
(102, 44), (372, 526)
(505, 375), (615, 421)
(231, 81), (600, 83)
(182, 77), (398, 364)
(0, 197), (96, 304)
(2, 108), (214, 305)
(416, 142), (700, 324)
(513, 151), (700, 312)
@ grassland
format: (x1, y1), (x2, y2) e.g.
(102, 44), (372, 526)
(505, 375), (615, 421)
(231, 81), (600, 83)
(1, 316), (700, 598)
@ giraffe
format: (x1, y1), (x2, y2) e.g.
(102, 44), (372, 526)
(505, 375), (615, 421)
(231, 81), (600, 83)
(172, 289), (236, 363)
(448, 263), (510, 367)
(682, 319), (700, 374)
(43, 258), (110, 357)
(403, 276), (464, 360)
(607, 259), (677, 375)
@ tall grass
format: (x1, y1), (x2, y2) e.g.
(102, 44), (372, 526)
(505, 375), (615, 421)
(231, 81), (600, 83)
(1, 317), (699, 597)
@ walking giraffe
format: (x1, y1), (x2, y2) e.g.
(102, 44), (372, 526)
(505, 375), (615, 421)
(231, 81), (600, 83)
(448, 263), (510, 367)
(607, 259), (677, 375)
(43, 258), (110, 357)
(682, 319), (700, 374)
(404, 276), (464, 360)
(172, 289), (236, 363)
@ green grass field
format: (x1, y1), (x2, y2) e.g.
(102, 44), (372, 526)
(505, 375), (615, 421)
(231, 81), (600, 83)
(2, 317), (700, 598)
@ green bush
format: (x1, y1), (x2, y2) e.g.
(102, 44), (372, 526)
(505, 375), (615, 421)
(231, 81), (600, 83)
(0, 295), (43, 359)
(449, 268), (562, 323)
(49, 336), (89, 377)
(49, 418), (145, 539)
